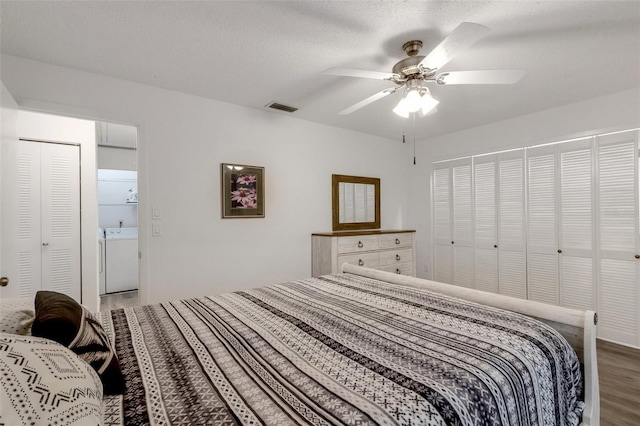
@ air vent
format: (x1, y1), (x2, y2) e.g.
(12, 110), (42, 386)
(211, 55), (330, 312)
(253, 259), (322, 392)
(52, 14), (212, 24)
(265, 102), (298, 113)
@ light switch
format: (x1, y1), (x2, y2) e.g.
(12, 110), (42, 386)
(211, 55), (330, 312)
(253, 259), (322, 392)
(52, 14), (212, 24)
(152, 205), (162, 219)
(152, 221), (162, 236)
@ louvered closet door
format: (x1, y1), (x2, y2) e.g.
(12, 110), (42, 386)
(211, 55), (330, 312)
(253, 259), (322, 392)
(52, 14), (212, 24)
(597, 130), (640, 347)
(40, 142), (81, 302)
(16, 141), (80, 302)
(474, 154), (498, 293)
(558, 139), (594, 311)
(452, 159), (474, 288)
(527, 145), (559, 305)
(433, 163), (453, 283)
(16, 141), (42, 298)
(497, 150), (527, 298)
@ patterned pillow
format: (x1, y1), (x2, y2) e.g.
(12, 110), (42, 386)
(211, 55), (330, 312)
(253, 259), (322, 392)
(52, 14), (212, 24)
(0, 332), (103, 425)
(31, 291), (125, 395)
(0, 297), (35, 335)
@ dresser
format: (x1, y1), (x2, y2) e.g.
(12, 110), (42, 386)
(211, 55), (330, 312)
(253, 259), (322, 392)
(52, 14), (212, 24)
(311, 230), (416, 277)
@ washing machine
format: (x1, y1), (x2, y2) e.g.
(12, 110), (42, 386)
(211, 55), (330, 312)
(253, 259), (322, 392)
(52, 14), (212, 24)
(98, 228), (106, 295)
(105, 227), (138, 293)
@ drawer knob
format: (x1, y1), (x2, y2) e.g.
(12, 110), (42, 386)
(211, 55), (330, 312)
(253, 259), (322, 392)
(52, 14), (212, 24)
(358, 241), (363, 248)
(358, 259), (364, 266)
(396, 254), (401, 261)
(557, 249), (562, 254)
(635, 255), (640, 259)
(395, 238), (400, 245)
(451, 241), (454, 245)
(396, 268), (401, 274)
(494, 244), (498, 248)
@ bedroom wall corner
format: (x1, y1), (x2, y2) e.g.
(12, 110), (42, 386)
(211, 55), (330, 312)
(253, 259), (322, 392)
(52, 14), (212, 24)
(0, 54), (415, 304)
(409, 87), (640, 281)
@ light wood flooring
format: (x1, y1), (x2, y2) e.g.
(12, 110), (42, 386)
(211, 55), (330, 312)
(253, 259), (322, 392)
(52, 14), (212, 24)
(99, 291), (638, 425)
(598, 339), (640, 425)
(99, 290), (139, 312)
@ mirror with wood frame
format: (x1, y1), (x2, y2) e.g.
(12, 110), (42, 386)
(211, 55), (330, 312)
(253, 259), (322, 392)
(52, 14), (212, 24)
(332, 174), (380, 231)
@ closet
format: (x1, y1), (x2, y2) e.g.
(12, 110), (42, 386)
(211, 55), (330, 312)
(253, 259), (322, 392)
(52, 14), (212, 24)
(16, 140), (81, 301)
(432, 129), (640, 347)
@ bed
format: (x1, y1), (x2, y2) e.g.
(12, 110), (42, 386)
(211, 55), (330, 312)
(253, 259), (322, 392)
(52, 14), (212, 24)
(0, 265), (599, 426)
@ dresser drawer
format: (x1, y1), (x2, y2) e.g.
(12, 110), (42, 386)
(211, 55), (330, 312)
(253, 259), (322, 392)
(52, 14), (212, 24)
(338, 252), (379, 269)
(379, 233), (412, 249)
(379, 248), (413, 266)
(378, 262), (413, 276)
(337, 235), (379, 254)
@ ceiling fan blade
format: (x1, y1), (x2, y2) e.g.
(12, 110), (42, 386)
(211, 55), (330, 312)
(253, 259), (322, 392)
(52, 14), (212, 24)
(339, 87), (399, 115)
(419, 22), (490, 71)
(324, 67), (397, 80)
(436, 70), (525, 85)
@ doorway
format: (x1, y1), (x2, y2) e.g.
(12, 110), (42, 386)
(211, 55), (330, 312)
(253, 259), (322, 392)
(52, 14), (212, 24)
(96, 121), (139, 308)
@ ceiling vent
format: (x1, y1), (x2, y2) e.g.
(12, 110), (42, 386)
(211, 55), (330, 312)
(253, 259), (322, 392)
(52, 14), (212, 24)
(265, 102), (298, 113)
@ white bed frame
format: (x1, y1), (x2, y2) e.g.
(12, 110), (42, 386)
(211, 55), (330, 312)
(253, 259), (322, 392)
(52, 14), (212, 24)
(341, 264), (600, 426)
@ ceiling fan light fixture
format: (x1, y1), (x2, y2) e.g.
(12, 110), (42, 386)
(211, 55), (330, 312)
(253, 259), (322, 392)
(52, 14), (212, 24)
(393, 98), (410, 118)
(419, 89), (439, 115)
(404, 89), (423, 112)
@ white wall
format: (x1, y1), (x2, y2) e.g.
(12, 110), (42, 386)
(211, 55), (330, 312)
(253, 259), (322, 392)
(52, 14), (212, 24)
(16, 111), (99, 310)
(1, 82), (20, 298)
(98, 169), (138, 229)
(409, 87), (640, 280)
(1, 54), (414, 304)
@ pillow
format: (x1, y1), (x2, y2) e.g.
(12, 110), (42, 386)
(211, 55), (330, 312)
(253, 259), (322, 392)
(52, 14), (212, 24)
(31, 291), (125, 395)
(0, 332), (103, 425)
(0, 297), (35, 335)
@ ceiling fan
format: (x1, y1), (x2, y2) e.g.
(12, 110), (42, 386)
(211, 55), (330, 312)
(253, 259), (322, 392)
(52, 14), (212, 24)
(324, 22), (525, 117)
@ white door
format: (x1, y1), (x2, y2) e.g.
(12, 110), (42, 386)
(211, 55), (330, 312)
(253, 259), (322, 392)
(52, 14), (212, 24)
(0, 82), (19, 298)
(596, 130), (640, 347)
(452, 159), (474, 288)
(473, 154), (498, 293)
(433, 163), (453, 284)
(527, 144), (559, 305)
(15, 140), (81, 302)
(558, 138), (595, 311)
(497, 150), (527, 299)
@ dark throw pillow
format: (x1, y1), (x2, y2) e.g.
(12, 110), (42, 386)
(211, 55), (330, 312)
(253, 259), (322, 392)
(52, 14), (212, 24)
(31, 290), (125, 395)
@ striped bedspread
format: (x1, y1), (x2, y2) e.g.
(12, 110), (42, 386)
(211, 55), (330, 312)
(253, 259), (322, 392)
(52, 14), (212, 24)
(100, 273), (584, 426)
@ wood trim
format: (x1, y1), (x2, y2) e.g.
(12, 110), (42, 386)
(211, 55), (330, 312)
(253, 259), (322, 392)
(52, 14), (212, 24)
(312, 229), (415, 237)
(332, 174), (380, 231)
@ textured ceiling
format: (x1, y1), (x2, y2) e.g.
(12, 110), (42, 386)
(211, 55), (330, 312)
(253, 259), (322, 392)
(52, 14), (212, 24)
(1, 1), (639, 141)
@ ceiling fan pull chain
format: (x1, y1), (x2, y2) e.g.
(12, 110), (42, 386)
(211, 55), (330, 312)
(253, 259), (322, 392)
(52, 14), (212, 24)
(413, 113), (417, 165)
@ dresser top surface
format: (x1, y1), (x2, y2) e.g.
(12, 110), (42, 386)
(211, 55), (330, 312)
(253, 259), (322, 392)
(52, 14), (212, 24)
(312, 230), (415, 237)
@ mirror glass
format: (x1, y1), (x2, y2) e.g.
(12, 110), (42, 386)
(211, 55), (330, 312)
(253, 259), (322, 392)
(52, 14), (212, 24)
(338, 182), (376, 223)
(332, 174), (380, 231)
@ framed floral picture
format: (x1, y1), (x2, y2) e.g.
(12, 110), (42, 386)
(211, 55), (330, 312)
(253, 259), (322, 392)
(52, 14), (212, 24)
(221, 163), (265, 218)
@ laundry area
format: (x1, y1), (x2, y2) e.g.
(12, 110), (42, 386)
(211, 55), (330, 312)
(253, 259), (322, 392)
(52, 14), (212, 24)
(97, 122), (138, 295)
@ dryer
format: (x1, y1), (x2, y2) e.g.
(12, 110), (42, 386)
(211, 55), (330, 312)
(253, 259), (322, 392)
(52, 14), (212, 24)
(105, 227), (138, 293)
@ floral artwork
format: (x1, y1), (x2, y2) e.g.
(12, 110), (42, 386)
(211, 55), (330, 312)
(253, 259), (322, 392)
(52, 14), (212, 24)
(230, 174), (258, 209)
(221, 164), (264, 218)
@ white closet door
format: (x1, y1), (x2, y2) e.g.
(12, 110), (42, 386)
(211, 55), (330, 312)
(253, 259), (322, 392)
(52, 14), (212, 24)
(433, 163), (453, 283)
(452, 159), (474, 288)
(497, 150), (527, 299)
(597, 130), (639, 347)
(16, 142), (42, 298)
(559, 138), (594, 311)
(40, 142), (81, 302)
(527, 145), (559, 305)
(474, 154), (498, 292)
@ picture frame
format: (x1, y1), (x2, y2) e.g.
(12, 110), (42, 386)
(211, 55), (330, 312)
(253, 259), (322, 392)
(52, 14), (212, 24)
(221, 163), (265, 218)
